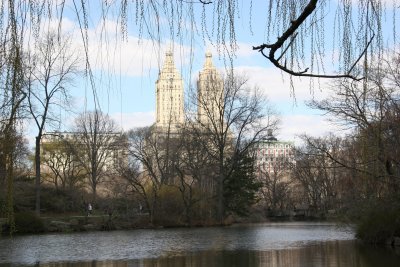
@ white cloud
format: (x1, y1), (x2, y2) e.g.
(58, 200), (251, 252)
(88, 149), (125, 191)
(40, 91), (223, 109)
(277, 114), (331, 145)
(276, 113), (352, 146)
(233, 66), (331, 103)
(235, 42), (259, 58)
(72, 19), (194, 77)
(29, 17), (194, 78)
(110, 111), (155, 131)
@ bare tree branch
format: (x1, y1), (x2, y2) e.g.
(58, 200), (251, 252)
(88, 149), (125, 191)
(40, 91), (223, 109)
(252, 0), (368, 81)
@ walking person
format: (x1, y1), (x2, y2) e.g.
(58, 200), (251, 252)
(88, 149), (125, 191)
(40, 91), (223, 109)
(88, 203), (93, 216)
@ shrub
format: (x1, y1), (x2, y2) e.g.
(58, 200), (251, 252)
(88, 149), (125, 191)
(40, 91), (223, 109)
(155, 186), (185, 226)
(356, 205), (400, 244)
(14, 212), (46, 234)
(40, 187), (85, 213)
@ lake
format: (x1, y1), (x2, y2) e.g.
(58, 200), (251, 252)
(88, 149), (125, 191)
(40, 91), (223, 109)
(0, 222), (399, 266)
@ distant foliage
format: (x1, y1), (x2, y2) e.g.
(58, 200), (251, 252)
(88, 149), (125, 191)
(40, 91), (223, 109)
(301, 54), (400, 243)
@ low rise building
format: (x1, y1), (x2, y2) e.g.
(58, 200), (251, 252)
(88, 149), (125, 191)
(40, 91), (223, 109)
(40, 131), (127, 195)
(254, 132), (295, 176)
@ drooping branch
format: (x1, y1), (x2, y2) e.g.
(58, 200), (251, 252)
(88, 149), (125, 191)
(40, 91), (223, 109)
(182, 0), (212, 4)
(252, 0), (369, 81)
(347, 34), (375, 75)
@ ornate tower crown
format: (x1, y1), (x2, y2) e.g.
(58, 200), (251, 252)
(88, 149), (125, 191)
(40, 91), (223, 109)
(204, 51), (214, 69)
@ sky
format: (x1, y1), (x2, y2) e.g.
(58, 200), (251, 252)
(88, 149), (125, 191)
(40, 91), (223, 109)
(24, 0), (398, 147)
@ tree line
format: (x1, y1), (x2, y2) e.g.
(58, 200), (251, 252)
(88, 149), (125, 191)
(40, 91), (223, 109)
(2, 52), (400, 242)
(0, 28), (281, 228)
(259, 55), (400, 243)
(1, 1), (398, 241)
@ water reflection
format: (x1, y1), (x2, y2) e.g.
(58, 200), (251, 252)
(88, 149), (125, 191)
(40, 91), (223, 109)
(31, 240), (400, 267)
(0, 223), (399, 267)
(34, 241), (400, 267)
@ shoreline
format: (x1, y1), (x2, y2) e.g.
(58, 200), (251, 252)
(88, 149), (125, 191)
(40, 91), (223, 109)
(0, 212), (342, 236)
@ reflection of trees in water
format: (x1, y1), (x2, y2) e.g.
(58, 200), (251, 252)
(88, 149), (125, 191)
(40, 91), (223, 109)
(139, 243), (399, 267)
(41, 241), (399, 267)
(7, 232), (400, 267)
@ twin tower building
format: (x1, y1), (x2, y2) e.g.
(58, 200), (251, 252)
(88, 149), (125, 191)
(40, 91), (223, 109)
(155, 51), (223, 131)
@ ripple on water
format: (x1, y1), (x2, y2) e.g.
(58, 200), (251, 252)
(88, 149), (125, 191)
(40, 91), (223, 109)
(0, 222), (355, 265)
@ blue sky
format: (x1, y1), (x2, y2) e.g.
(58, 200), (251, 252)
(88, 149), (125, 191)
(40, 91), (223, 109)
(25, 0), (398, 146)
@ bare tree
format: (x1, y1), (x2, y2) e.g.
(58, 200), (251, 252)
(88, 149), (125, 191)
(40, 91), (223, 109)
(41, 135), (85, 191)
(171, 125), (217, 225)
(118, 157), (152, 216)
(26, 32), (79, 215)
(124, 127), (160, 224)
(307, 56), (400, 199)
(190, 73), (280, 223)
(258, 156), (293, 216)
(124, 125), (182, 224)
(72, 110), (123, 201)
(292, 135), (345, 214)
(124, 115), (218, 225)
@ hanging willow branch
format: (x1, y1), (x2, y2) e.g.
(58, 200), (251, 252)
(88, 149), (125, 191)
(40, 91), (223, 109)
(252, 0), (371, 81)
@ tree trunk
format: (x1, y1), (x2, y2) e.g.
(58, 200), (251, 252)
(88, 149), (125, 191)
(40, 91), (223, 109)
(216, 159), (224, 224)
(91, 173), (97, 203)
(35, 136), (41, 216)
(5, 134), (15, 232)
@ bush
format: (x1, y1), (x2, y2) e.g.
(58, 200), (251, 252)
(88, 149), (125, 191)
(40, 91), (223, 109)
(40, 187), (86, 213)
(14, 212), (46, 234)
(356, 205), (400, 244)
(155, 186), (185, 226)
(0, 197), (6, 218)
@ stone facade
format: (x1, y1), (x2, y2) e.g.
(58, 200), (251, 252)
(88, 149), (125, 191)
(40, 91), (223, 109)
(155, 51), (185, 130)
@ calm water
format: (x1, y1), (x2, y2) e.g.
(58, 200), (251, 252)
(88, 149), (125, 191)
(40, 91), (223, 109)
(0, 222), (399, 266)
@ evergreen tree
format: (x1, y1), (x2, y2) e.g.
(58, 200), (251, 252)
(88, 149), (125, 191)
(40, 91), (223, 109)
(224, 154), (261, 217)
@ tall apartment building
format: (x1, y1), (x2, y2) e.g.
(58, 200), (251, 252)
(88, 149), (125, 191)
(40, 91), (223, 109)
(197, 51), (224, 126)
(155, 51), (185, 130)
(155, 51), (223, 130)
(152, 51), (224, 187)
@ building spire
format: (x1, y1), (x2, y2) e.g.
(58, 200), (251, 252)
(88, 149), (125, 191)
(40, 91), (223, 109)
(162, 50), (175, 72)
(203, 50), (214, 69)
(158, 50), (182, 80)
